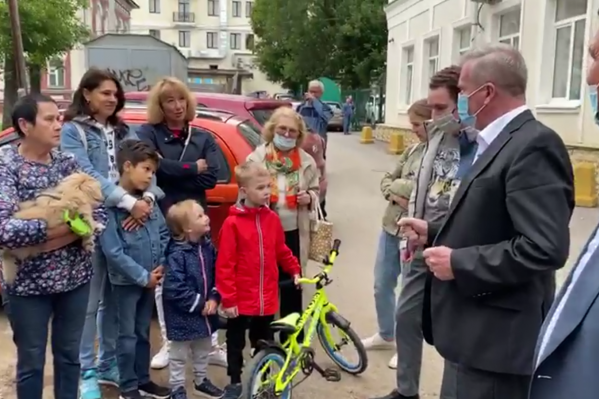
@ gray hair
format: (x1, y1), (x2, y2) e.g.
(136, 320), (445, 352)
(460, 43), (527, 97)
(308, 80), (324, 91)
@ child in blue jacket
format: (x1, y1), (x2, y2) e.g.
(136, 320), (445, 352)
(163, 200), (224, 399)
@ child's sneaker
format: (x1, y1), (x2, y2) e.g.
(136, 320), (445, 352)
(171, 387), (188, 399)
(222, 383), (242, 399)
(139, 381), (171, 399)
(79, 369), (101, 399)
(194, 378), (224, 398)
(119, 390), (144, 399)
(97, 361), (119, 387)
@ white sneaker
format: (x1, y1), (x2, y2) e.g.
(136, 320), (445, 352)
(388, 353), (398, 369)
(150, 342), (170, 370)
(209, 344), (228, 367)
(360, 333), (395, 350)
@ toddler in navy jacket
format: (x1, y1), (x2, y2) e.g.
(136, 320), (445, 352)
(163, 200), (224, 399)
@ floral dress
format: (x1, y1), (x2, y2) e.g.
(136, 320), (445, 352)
(0, 145), (107, 296)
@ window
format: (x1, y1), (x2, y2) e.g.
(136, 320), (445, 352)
(230, 33), (241, 49)
(179, 30), (190, 48)
(208, 0), (218, 16)
(552, 0), (587, 100)
(498, 8), (521, 49)
(237, 121), (263, 149)
(149, 0), (160, 13)
(245, 33), (255, 50)
(457, 27), (471, 56)
(149, 29), (161, 39)
(426, 37), (439, 80)
(402, 47), (414, 104)
(47, 59), (65, 88)
(207, 32), (218, 49)
(245, 1), (253, 17)
(178, 0), (190, 14)
(232, 1), (241, 17)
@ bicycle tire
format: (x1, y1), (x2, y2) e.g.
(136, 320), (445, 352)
(241, 347), (292, 399)
(317, 315), (368, 375)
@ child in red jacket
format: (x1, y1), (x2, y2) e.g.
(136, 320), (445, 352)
(216, 161), (301, 399)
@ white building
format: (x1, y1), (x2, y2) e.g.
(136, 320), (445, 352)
(380, 0), (599, 156)
(130, 0), (284, 94)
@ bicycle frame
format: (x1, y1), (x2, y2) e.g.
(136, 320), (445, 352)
(272, 287), (340, 394)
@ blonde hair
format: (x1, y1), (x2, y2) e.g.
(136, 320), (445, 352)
(146, 77), (197, 124)
(407, 99), (432, 122)
(166, 199), (201, 239)
(235, 161), (270, 188)
(262, 106), (307, 147)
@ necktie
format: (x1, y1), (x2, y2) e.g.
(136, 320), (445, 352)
(455, 133), (478, 180)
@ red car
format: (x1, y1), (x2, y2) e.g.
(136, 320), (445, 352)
(125, 92), (290, 128)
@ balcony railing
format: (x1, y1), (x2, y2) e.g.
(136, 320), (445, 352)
(173, 12), (195, 23)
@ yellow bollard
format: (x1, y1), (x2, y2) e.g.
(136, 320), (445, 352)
(388, 132), (404, 154)
(360, 126), (374, 144)
(574, 162), (598, 207)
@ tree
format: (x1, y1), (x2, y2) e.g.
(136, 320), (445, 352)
(250, 0), (387, 90)
(0, 0), (89, 127)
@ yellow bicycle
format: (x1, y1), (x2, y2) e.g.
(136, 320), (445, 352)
(241, 239), (368, 399)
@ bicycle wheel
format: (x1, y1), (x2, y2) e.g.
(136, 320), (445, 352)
(242, 347), (292, 399)
(317, 313), (368, 375)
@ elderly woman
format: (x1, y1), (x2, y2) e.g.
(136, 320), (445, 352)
(61, 68), (164, 399)
(247, 106), (320, 341)
(1, 94), (107, 399)
(360, 99), (431, 369)
(137, 77), (224, 370)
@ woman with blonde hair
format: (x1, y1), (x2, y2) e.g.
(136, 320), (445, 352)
(246, 106), (320, 342)
(137, 77), (224, 370)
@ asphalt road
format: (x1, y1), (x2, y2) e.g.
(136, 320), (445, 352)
(0, 132), (596, 398)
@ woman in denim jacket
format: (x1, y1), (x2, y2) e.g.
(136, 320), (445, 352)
(59, 68), (164, 399)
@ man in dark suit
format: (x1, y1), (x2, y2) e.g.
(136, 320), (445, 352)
(400, 43), (574, 399)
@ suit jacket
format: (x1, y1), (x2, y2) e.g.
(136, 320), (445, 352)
(422, 110), (574, 375)
(530, 224), (599, 398)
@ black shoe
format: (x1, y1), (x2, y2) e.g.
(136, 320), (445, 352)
(371, 389), (419, 399)
(223, 383), (242, 399)
(119, 390), (144, 399)
(139, 381), (171, 399)
(194, 378), (224, 398)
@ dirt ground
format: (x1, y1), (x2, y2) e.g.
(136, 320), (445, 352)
(0, 134), (595, 399)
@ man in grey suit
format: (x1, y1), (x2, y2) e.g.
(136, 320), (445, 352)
(400, 44), (574, 399)
(529, 23), (599, 399)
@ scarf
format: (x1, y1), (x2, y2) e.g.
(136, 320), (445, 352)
(264, 143), (301, 209)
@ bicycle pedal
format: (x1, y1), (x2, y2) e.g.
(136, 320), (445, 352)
(323, 368), (341, 382)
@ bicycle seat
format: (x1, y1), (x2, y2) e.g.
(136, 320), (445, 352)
(270, 313), (301, 333)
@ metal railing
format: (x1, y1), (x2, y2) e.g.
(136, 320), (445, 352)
(172, 12), (195, 23)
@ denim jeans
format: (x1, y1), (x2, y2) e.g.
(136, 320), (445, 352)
(8, 282), (90, 399)
(114, 284), (154, 392)
(373, 230), (401, 340)
(79, 250), (118, 372)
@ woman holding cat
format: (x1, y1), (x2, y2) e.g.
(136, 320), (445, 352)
(0, 93), (107, 399)
(137, 77), (224, 370)
(60, 68), (164, 399)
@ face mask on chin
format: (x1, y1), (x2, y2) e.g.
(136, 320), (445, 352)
(432, 112), (461, 135)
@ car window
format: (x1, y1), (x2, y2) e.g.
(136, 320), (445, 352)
(237, 121), (263, 149)
(326, 102), (341, 111)
(250, 108), (275, 126)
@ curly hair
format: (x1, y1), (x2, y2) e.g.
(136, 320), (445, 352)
(429, 65), (462, 102)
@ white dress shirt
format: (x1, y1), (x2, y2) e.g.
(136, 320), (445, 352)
(474, 105), (529, 162)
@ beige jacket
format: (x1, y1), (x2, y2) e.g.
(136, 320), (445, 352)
(247, 144), (320, 270)
(380, 142), (426, 236)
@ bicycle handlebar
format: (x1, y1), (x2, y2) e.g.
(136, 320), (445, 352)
(297, 239), (341, 285)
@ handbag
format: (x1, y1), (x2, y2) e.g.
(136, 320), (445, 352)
(308, 202), (333, 263)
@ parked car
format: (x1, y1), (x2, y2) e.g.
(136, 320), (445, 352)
(125, 91), (291, 129)
(0, 108), (258, 244)
(325, 101), (343, 131)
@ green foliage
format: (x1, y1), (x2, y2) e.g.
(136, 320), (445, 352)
(0, 0), (90, 66)
(250, 0), (387, 89)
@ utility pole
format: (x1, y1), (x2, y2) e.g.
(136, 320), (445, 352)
(7, 0), (28, 95)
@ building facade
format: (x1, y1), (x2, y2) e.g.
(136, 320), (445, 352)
(130, 0), (284, 94)
(380, 0), (599, 157)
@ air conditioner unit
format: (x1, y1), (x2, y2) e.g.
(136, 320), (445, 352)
(470, 0), (502, 4)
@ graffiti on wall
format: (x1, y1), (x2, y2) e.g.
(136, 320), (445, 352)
(107, 68), (150, 91)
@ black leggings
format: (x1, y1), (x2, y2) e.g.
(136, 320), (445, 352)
(279, 229), (303, 342)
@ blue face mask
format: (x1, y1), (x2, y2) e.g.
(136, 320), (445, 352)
(457, 85), (488, 127)
(589, 85), (598, 118)
(273, 134), (297, 151)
